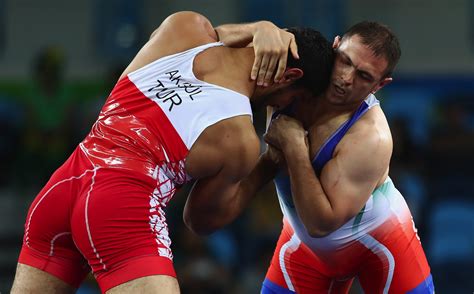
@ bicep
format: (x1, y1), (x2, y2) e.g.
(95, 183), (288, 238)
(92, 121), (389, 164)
(184, 142), (259, 228)
(320, 139), (391, 224)
(188, 131), (260, 205)
(188, 168), (241, 204)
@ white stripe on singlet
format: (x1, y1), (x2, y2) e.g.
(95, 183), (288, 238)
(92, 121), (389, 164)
(279, 233), (301, 291)
(358, 234), (395, 294)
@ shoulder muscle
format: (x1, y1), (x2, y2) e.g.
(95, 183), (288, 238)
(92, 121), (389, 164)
(186, 116), (260, 181)
(120, 11), (218, 79)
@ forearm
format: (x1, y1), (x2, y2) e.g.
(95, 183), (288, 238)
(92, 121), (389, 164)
(283, 143), (336, 237)
(184, 154), (279, 235)
(215, 21), (270, 47)
(231, 153), (279, 212)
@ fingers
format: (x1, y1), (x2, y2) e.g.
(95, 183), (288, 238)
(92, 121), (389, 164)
(274, 52), (287, 83)
(274, 35), (298, 83)
(263, 53), (279, 86)
(289, 37), (299, 60)
(263, 134), (277, 148)
(257, 54), (271, 86)
(251, 51), (263, 81)
(251, 30), (298, 86)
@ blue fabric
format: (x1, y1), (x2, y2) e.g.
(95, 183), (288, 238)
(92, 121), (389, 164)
(270, 101), (301, 208)
(261, 279), (295, 294)
(407, 274), (435, 294)
(274, 170), (294, 207)
(312, 101), (369, 175)
(273, 100), (370, 207)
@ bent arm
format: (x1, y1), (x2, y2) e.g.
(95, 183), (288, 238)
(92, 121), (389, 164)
(282, 130), (392, 237)
(215, 21), (274, 47)
(216, 21), (298, 85)
(121, 11), (218, 79)
(183, 153), (278, 235)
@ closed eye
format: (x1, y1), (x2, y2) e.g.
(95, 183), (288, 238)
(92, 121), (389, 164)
(358, 71), (374, 82)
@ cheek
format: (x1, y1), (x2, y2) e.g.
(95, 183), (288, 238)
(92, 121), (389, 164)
(332, 61), (345, 73)
(274, 94), (296, 109)
(361, 82), (378, 93)
(330, 67), (344, 82)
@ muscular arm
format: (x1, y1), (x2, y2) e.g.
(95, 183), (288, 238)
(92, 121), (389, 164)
(123, 11), (297, 86)
(266, 115), (392, 237)
(215, 21), (273, 47)
(120, 11), (218, 79)
(183, 118), (279, 235)
(183, 152), (278, 235)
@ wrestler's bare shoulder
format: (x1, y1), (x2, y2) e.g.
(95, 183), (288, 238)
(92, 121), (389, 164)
(121, 11), (218, 79)
(337, 105), (392, 158)
(185, 115), (260, 180)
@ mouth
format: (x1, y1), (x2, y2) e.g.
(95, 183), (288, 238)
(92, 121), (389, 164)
(333, 84), (346, 96)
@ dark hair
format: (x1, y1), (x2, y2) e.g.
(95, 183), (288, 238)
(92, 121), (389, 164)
(286, 27), (334, 96)
(342, 21), (401, 77)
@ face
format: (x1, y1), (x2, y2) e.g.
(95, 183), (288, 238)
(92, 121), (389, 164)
(326, 34), (392, 106)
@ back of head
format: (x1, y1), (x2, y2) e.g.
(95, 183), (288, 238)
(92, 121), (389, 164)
(342, 21), (401, 77)
(286, 27), (334, 96)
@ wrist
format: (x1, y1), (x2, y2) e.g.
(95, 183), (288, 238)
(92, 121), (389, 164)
(252, 21), (274, 35)
(260, 151), (279, 169)
(282, 138), (308, 155)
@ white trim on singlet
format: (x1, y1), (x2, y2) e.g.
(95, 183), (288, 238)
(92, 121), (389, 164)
(126, 42), (224, 78)
(25, 169), (95, 247)
(49, 232), (72, 256)
(358, 234), (395, 293)
(365, 93), (380, 109)
(84, 167), (107, 271)
(279, 233), (300, 291)
(128, 41), (253, 150)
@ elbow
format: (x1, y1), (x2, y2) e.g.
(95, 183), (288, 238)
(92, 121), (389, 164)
(307, 228), (331, 238)
(183, 212), (219, 236)
(305, 222), (336, 238)
(185, 224), (216, 236)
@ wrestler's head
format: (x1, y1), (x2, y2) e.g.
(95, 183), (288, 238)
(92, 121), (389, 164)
(325, 21), (401, 106)
(253, 27), (334, 110)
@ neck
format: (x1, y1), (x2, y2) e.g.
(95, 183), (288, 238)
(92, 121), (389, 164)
(227, 47), (259, 98)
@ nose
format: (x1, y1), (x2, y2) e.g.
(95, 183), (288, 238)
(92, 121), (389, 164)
(340, 67), (355, 86)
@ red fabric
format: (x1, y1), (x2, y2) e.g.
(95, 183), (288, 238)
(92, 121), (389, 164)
(265, 218), (431, 293)
(19, 146), (177, 292)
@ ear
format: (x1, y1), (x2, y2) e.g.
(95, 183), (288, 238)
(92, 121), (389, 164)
(280, 68), (304, 84)
(371, 77), (392, 94)
(333, 35), (341, 49)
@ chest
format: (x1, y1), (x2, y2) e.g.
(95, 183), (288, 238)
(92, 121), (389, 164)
(308, 117), (350, 160)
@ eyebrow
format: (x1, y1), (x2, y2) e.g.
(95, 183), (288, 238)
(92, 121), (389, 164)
(338, 50), (376, 81)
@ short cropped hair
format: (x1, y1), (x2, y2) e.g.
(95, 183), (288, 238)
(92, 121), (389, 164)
(342, 21), (401, 77)
(286, 27), (334, 96)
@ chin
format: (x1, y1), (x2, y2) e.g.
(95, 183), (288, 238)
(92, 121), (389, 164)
(327, 96), (345, 105)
